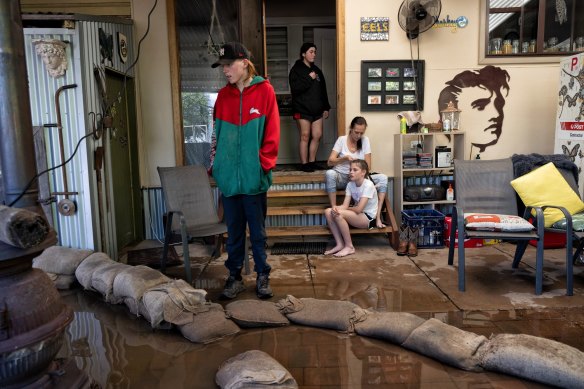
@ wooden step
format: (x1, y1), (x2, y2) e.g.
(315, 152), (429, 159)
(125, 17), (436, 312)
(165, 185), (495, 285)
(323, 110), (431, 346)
(268, 205), (326, 216)
(268, 189), (327, 198)
(266, 225), (395, 237)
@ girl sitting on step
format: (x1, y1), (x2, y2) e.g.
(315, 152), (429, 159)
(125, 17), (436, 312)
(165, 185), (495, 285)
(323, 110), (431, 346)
(324, 159), (378, 257)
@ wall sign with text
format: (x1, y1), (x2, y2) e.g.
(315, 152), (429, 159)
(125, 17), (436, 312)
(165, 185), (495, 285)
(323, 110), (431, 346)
(360, 60), (425, 112)
(360, 17), (389, 41)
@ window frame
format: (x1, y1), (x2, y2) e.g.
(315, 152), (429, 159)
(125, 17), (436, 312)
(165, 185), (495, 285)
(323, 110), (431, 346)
(479, 0), (579, 64)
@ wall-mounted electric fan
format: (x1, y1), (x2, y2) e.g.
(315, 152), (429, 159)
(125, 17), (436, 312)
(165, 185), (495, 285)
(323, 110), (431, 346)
(398, 0), (442, 39)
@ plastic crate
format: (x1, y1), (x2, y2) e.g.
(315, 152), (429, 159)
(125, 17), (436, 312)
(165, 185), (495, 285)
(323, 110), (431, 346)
(401, 209), (445, 248)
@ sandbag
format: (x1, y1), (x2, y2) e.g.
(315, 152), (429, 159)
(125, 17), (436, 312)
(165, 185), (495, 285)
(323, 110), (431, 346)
(75, 252), (115, 291)
(226, 300), (289, 328)
(33, 245), (93, 275)
(401, 318), (486, 372)
(139, 279), (208, 329)
(45, 272), (76, 290)
(92, 262), (131, 303)
(216, 350), (298, 389)
(276, 295), (360, 333)
(0, 205), (50, 248)
(479, 333), (584, 388)
(353, 308), (425, 344)
(178, 303), (240, 344)
(112, 265), (171, 315)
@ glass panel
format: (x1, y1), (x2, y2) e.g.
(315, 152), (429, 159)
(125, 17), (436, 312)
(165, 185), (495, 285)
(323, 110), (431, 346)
(575, 1), (584, 51)
(488, 0), (538, 55)
(266, 27), (288, 93)
(543, 0), (572, 53)
(520, 1), (538, 51)
(175, 0), (238, 166)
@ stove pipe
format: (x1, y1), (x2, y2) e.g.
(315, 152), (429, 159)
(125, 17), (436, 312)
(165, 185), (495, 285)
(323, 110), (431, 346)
(0, 0), (39, 209)
(0, 1), (75, 387)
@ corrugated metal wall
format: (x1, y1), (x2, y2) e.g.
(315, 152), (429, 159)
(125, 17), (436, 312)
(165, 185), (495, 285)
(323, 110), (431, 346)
(142, 179), (394, 238)
(24, 28), (93, 249)
(24, 17), (134, 258)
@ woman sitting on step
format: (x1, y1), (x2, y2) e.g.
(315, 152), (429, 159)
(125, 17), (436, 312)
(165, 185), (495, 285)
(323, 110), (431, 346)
(325, 116), (388, 228)
(324, 159), (378, 257)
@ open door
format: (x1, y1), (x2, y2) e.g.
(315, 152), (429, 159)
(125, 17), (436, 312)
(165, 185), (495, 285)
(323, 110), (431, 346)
(314, 28), (337, 161)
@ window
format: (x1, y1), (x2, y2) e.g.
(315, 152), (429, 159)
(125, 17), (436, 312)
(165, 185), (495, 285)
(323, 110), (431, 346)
(480, 0), (584, 63)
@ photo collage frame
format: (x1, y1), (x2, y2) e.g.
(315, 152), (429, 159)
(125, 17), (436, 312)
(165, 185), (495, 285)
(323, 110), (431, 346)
(360, 60), (425, 111)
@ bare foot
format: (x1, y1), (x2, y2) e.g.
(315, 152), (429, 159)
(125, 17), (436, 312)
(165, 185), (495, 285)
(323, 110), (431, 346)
(376, 219), (386, 228)
(324, 245), (344, 255)
(334, 247), (355, 257)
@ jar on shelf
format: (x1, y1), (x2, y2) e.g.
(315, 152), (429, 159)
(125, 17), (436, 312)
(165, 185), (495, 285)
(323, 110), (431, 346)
(502, 39), (512, 54)
(490, 38), (503, 54)
(512, 39), (520, 54)
(521, 41), (529, 53)
(529, 39), (537, 53)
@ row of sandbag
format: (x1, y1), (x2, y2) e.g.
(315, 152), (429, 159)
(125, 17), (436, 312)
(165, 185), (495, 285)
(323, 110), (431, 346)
(32, 247), (584, 388)
(222, 296), (584, 389)
(32, 246), (225, 341)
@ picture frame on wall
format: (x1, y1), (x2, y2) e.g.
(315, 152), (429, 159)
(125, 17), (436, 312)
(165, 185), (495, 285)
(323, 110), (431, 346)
(404, 67), (417, 77)
(368, 95), (382, 105)
(385, 95), (399, 104)
(403, 81), (416, 91)
(368, 67), (383, 78)
(403, 94), (416, 104)
(361, 60), (425, 111)
(368, 81), (382, 91)
(385, 81), (399, 91)
(386, 68), (400, 77)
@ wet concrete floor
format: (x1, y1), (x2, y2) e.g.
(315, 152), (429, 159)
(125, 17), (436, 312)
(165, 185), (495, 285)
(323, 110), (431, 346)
(57, 235), (584, 388)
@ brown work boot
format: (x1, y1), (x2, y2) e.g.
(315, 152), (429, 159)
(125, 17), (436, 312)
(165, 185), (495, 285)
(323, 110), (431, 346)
(408, 227), (419, 257)
(397, 224), (409, 256)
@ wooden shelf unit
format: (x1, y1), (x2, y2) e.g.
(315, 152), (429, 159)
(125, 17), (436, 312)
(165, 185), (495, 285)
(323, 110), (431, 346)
(393, 131), (466, 224)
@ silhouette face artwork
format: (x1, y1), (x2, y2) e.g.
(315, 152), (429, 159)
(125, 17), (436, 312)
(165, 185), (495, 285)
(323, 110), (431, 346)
(438, 66), (510, 152)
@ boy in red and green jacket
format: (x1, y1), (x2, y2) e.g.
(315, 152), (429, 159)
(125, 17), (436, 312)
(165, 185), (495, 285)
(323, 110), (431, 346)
(210, 42), (280, 299)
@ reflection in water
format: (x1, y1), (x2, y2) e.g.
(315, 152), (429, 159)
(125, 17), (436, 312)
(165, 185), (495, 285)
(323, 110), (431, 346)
(56, 289), (583, 388)
(350, 336), (422, 388)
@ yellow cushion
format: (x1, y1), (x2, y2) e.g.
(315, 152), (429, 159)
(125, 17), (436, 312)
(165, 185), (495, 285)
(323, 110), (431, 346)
(510, 162), (584, 227)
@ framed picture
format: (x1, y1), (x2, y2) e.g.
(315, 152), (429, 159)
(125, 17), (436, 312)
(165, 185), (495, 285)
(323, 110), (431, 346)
(368, 95), (382, 105)
(403, 94), (416, 104)
(385, 95), (399, 104)
(361, 60), (425, 111)
(368, 67), (383, 78)
(385, 81), (399, 91)
(386, 68), (400, 77)
(368, 81), (382, 91)
(404, 67), (417, 77)
(403, 81), (416, 91)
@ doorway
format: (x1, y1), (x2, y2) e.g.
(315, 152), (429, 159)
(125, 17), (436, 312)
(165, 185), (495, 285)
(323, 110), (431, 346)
(103, 70), (143, 252)
(264, 0), (337, 165)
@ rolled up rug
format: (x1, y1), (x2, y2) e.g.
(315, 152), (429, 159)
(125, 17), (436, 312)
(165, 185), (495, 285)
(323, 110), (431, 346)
(0, 205), (50, 248)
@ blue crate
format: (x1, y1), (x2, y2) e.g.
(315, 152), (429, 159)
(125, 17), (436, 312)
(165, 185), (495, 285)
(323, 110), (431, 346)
(401, 209), (445, 248)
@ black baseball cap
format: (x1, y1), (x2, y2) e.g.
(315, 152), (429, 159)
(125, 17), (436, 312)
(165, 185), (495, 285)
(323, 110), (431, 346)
(211, 42), (250, 68)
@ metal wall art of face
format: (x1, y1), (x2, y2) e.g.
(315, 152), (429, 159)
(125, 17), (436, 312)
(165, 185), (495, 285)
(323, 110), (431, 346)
(33, 39), (68, 78)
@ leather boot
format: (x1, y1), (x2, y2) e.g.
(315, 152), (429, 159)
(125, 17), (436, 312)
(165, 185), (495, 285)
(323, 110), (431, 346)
(408, 227), (419, 257)
(397, 225), (409, 256)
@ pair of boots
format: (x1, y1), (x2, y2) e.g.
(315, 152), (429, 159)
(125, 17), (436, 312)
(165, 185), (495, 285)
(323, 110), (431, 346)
(397, 225), (419, 256)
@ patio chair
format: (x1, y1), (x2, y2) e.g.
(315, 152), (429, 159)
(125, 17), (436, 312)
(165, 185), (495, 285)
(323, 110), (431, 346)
(446, 158), (550, 295)
(510, 159), (579, 296)
(158, 165), (227, 284)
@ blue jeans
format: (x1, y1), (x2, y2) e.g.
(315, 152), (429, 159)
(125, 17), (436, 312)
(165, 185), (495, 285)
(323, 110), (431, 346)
(325, 169), (388, 193)
(222, 193), (271, 277)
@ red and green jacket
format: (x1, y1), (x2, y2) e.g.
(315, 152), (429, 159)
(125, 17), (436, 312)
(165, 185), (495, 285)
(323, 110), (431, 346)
(211, 76), (280, 197)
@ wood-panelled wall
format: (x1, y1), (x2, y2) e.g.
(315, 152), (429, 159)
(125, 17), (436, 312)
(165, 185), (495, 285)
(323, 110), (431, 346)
(20, 0), (131, 17)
